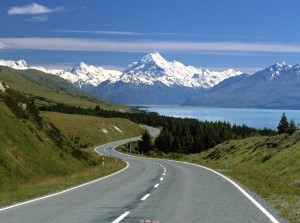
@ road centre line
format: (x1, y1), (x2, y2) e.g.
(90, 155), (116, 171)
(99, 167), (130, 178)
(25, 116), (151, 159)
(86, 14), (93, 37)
(154, 184), (159, 188)
(112, 211), (130, 223)
(141, 194), (151, 201)
(160, 177), (164, 181)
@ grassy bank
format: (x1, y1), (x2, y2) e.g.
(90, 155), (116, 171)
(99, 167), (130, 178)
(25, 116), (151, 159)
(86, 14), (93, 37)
(117, 133), (300, 223)
(0, 103), (142, 207)
(41, 111), (145, 147)
(194, 134), (300, 223)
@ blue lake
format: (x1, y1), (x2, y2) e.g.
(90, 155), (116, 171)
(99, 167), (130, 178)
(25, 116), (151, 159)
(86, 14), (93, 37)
(142, 106), (300, 130)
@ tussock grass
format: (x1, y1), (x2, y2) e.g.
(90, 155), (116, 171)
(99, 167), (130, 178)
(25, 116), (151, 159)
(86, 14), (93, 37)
(41, 111), (144, 146)
(0, 104), (141, 207)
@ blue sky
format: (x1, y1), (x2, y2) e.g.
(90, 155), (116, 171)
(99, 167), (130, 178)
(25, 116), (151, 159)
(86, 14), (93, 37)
(1, 0), (300, 73)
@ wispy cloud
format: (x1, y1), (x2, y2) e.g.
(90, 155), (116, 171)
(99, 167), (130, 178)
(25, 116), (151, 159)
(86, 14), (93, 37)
(53, 30), (180, 36)
(1, 37), (300, 54)
(8, 2), (65, 15)
(53, 30), (144, 36)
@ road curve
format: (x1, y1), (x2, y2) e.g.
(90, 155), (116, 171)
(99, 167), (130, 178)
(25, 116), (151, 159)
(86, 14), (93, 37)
(0, 127), (288, 223)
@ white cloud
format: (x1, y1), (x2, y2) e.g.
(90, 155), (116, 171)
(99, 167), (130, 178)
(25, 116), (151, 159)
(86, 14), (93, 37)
(1, 37), (300, 54)
(8, 2), (64, 15)
(53, 30), (144, 36)
(53, 30), (179, 36)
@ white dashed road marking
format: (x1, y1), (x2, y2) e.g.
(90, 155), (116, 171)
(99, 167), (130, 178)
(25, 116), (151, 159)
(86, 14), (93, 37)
(141, 194), (151, 201)
(112, 211), (130, 223)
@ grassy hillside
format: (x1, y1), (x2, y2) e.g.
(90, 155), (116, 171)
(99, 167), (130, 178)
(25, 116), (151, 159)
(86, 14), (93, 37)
(0, 65), (126, 110)
(41, 111), (145, 148)
(0, 96), (143, 207)
(193, 133), (300, 223)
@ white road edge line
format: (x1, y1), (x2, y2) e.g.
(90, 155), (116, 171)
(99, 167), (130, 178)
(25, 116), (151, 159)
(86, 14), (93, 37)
(112, 211), (130, 223)
(169, 160), (281, 223)
(0, 161), (130, 212)
(154, 183), (159, 188)
(141, 194), (151, 201)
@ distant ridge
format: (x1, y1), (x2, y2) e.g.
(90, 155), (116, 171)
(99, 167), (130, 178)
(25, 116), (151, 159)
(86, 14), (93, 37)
(183, 62), (300, 109)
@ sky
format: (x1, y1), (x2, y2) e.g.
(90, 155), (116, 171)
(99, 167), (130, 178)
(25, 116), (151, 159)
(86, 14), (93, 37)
(1, 0), (300, 74)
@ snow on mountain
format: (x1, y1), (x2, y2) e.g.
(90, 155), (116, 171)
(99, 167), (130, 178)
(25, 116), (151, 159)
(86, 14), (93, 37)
(183, 61), (300, 109)
(263, 61), (292, 80)
(115, 52), (242, 88)
(0, 53), (242, 90)
(0, 59), (122, 89)
(0, 59), (29, 70)
(61, 62), (122, 88)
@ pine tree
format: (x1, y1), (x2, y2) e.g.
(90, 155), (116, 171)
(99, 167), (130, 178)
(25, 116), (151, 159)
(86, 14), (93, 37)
(287, 119), (297, 135)
(137, 131), (154, 154)
(277, 113), (289, 134)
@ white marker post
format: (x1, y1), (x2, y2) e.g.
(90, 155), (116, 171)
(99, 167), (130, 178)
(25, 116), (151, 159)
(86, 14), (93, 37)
(102, 157), (105, 169)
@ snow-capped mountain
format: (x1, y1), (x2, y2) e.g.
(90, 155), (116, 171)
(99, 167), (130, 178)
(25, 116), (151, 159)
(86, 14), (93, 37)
(91, 52), (243, 104)
(0, 59), (122, 89)
(0, 59), (29, 70)
(0, 53), (242, 104)
(32, 62), (122, 89)
(255, 61), (292, 80)
(112, 52), (242, 88)
(183, 62), (300, 109)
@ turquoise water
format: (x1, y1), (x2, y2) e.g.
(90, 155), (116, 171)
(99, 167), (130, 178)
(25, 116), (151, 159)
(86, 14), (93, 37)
(142, 106), (300, 130)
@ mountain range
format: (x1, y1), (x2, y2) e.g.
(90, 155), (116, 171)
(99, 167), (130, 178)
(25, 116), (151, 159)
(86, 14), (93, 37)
(183, 62), (300, 109)
(0, 53), (242, 104)
(3, 53), (300, 109)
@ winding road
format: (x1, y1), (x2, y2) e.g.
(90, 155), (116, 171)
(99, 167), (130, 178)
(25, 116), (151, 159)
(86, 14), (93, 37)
(0, 126), (288, 223)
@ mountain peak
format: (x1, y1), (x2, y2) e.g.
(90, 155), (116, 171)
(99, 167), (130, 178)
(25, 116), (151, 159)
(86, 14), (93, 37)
(140, 52), (167, 65)
(0, 59), (29, 70)
(268, 61), (291, 72)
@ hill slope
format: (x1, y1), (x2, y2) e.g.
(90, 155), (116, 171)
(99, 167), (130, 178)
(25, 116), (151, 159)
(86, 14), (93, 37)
(0, 91), (142, 206)
(194, 132), (300, 223)
(0, 65), (124, 110)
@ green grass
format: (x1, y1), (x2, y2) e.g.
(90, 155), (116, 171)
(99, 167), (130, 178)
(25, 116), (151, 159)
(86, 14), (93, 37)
(193, 135), (300, 223)
(0, 102), (142, 207)
(41, 111), (145, 146)
(0, 66), (127, 110)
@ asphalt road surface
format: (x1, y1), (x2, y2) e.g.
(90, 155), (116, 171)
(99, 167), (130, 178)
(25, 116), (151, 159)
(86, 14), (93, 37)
(0, 127), (288, 223)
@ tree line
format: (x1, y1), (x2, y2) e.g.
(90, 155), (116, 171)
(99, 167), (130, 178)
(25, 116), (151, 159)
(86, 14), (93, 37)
(40, 104), (276, 154)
